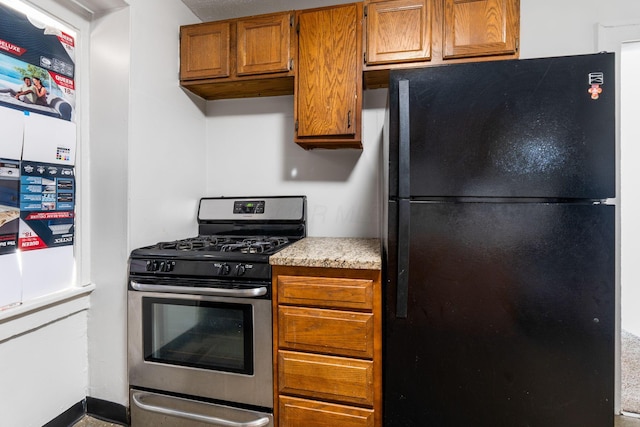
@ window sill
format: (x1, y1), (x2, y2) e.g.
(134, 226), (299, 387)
(0, 284), (96, 343)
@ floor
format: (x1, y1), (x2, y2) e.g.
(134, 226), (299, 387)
(73, 414), (640, 426)
(71, 416), (124, 427)
(623, 330), (640, 413)
(618, 415), (640, 427)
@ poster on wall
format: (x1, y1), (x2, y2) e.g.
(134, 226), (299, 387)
(19, 114), (75, 251)
(0, 107), (23, 309)
(0, 158), (20, 254)
(0, 108), (21, 255)
(0, 2), (75, 122)
(19, 160), (74, 250)
(19, 113), (76, 301)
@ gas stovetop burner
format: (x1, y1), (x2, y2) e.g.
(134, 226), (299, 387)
(158, 236), (234, 251)
(221, 237), (289, 254)
(155, 236), (290, 254)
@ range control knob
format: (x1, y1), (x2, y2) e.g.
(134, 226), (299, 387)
(218, 263), (231, 276)
(162, 261), (175, 272)
(146, 260), (159, 272)
(236, 264), (247, 276)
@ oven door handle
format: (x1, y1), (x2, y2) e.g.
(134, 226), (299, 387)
(131, 391), (271, 427)
(130, 281), (268, 298)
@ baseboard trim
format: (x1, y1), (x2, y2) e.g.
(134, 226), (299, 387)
(42, 401), (85, 427)
(86, 396), (129, 426)
(86, 396), (129, 425)
(44, 397), (129, 426)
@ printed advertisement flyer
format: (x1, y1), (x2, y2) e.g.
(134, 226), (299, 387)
(0, 2), (75, 122)
(0, 108), (21, 256)
(19, 160), (75, 251)
(0, 158), (19, 255)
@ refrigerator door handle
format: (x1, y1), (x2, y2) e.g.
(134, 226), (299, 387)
(398, 79), (410, 199)
(396, 79), (410, 318)
(397, 199), (410, 318)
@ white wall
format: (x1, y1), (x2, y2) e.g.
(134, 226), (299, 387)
(520, 0), (639, 59)
(204, 91), (387, 237)
(127, 0), (206, 250)
(87, 0), (205, 407)
(621, 41), (640, 336)
(88, 5), (130, 405)
(0, 310), (89, 427)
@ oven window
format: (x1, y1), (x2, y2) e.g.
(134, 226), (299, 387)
(142, 297), (254, 374)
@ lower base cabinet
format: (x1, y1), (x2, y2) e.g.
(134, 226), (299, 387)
(272, 266), (382, 427)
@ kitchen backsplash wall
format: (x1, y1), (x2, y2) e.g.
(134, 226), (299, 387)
(204, 90), (388, 238)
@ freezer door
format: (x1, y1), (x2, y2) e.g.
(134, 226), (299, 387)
(387, 53), (615, 199)
(384, 201), (614, 427)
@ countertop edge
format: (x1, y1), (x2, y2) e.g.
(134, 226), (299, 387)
(270, 237), (382, 270)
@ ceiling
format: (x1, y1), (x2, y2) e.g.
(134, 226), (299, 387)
(180, 0), (354, 22)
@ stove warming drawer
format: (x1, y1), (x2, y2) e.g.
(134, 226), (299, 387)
(130, 389), (273, 427)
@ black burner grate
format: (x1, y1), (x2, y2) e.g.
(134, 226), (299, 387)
(156, 236), (290, 254)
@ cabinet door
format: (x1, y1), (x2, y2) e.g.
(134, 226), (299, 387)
(442, 0), (519, 59)
(180, 21), (230, 80)
(237, 13), (292, 76)
(295, 3), (362, 145)
(366, 0), (432, 65)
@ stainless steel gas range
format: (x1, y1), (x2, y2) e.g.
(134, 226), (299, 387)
(128, 196), (306, 427)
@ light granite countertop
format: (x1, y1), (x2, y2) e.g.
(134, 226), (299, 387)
(270, 237), (381, 270)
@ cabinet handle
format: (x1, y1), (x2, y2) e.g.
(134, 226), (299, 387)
(348, 110), (352, 128)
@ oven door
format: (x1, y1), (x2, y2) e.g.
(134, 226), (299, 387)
(128, 283), (273, 410)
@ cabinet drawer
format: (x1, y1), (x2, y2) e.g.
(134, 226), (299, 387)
(277, 275), (373, 311)
(279, 396), (374, 427)
(278, 350), (374, 407)
(279, 306), (374, 358)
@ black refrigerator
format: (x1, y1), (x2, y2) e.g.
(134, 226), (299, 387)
(382, 53), (615, 427)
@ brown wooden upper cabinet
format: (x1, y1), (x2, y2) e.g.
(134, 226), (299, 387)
(179, 12), (295, 99)
(442, 0), (519, 59)
(365, 0), (432, 65)
(294, 3), (363, 149)
(236, 13), (292, 75)
(180, 21), (231, 80)
(364, 0), (519, 87)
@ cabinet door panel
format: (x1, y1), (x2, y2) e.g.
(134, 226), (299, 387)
(443, 0), (518, 59)
(180, 22), (230, 80)
(279, 396), (375, 427)
(297, 4), (360, 138)
(279, 306), (374, 358)
(237, 13), (292, 76)
(366, 0), (432, 65)
(278, 350), (374, 407)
